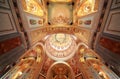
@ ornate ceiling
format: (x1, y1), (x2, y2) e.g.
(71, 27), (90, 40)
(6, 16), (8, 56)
(48, 2), (73, 25)
(21, 0), (44, 16)
(1, 0), (120, 79)
(45, 33), (77, 61)
(47, 62), (74, 79)
(77, 0), (99, 16)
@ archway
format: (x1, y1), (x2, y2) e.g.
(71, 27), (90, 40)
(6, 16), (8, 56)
(46, 62), (75, 79)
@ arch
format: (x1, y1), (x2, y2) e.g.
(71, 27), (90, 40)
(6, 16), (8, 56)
(46, 62), (75, 79)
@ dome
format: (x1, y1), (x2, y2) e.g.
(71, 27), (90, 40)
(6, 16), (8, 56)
(45, 33), (77, 61)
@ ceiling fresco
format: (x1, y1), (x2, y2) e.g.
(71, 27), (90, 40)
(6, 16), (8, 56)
(77, 0), (99, 17)
(45, 33), (77, 61)
(48, 2), (73, 25)
(21, 0), (44, 16)
(47, 62), (74, 79)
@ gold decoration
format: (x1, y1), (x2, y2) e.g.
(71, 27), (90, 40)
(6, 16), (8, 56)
(77, 0), (99, 16)
(22, 0), (43, 16)
(50, 15), (71, 24)
(45, 33), (77, 60)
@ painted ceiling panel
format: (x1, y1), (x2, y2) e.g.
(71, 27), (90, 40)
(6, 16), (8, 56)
(21, 0), (44, 16)
(77, 0), (100, 17)
(48, 2), (73, 25)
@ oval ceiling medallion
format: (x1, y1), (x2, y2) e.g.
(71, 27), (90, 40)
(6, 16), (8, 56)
(45, 33), (77, 61)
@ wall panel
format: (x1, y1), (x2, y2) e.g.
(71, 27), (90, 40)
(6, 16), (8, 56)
(0, 9), (17, 35)
(104, 9), (120, 36)
(0, 0), (26, 76)
(94, 0), (120, 76)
